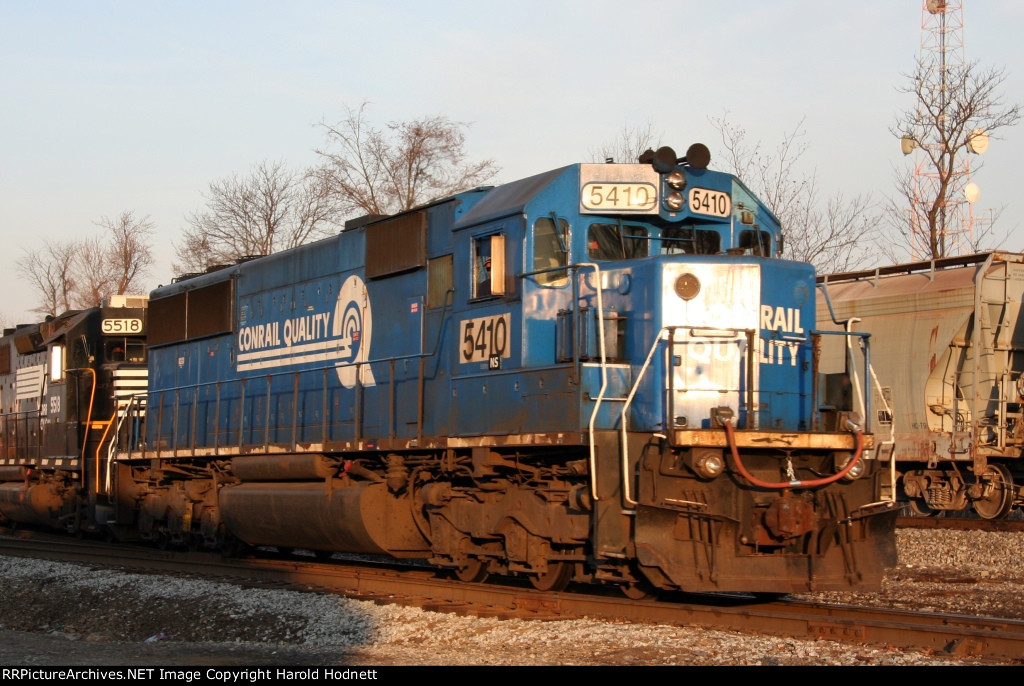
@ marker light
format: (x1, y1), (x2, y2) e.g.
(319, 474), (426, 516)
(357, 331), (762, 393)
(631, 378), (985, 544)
(690, 449), (725, 480)
(837, 452), (865, 481)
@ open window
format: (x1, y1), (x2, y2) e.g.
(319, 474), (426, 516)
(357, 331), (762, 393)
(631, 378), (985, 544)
(473, 234), (506, 298)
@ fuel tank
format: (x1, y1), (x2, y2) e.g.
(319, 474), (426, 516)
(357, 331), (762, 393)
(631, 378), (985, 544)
(0, 480), (76, 528)
(218, 481), (430, 556)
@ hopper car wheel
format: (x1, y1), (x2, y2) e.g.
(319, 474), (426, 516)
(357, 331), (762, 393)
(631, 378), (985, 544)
(453, 557), (489, 584)
(621, 581), (655, 600)
(220, 538), (247, 557)
(906, 498), (938, 517)
(972, 464), (1014, 520)
(529, 561), (572, 592)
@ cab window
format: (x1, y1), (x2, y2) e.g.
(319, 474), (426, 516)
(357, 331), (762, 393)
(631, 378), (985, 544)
(738, 230), (772, 256)
(106, 339), (146, 363)
(661, 226), (722, 255)
(472, 234), (506, 298)
(533, 217), (569, 287)
(587, 223), (648, 260)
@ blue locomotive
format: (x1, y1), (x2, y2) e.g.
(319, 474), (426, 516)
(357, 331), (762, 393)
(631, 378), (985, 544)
(1, 145), (898, 595)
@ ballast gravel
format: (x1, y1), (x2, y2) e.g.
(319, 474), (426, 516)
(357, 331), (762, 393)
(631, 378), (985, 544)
(1, 528), (1022, 667)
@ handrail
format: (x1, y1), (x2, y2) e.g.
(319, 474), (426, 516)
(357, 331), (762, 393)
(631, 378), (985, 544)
(575, 263), (608, 503)
(0, 408), (43, 461)
(620, 327), (671, 507)
(67, 367), (97, 489)
(105, 393), (144, 493)
(131, 304), (458, 457)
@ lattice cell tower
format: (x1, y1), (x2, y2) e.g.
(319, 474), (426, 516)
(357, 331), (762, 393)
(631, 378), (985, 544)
(902, 0), (985, 258)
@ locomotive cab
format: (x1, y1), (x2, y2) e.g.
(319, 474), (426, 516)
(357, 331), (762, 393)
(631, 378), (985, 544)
(0, 295), (148, 533)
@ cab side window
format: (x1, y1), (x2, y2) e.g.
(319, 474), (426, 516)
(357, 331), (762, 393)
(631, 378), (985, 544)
(533, 217), (569, 287)
(473, 234), (506, 299)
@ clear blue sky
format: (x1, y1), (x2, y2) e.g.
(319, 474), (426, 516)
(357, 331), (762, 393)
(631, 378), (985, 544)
(1, 1), (1022, 325)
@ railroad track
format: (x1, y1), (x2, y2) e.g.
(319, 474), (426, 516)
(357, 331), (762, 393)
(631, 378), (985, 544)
(1, 532), (1022, 664)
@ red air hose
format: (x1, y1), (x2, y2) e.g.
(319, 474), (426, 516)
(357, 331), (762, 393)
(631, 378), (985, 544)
(721, 420), (864, 489)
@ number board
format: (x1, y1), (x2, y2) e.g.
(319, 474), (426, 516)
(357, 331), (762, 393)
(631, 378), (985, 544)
(459, 313), (511, 365)
(688, 188), (731, 218)
(102, 318), (144, 334)
(580, 183), (658, 213)
(579, 164), (660, 215)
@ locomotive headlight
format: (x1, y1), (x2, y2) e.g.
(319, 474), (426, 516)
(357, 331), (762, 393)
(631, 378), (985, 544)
(689, 448), (725, 480)
(665, 170), (686, 190)
(664, 191), (685, 211)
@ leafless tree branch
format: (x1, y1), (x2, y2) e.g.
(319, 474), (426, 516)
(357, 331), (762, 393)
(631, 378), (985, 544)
(174, 160), (340, 275)
(710, 112), (878, 273)
(590, 120), (661, 164)
(314, 102), (498, 217)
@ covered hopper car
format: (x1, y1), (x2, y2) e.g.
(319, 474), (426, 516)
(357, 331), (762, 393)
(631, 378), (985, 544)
(1, 145), (898, 596)
(818, 251), (1024, 519)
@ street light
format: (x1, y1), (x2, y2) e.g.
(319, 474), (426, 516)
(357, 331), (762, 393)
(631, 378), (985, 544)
(967, 129), (989, 154)
(900, 135), (917, 155)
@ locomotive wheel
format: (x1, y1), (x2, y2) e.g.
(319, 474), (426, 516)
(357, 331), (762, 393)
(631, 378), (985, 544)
(453, 557), (489, 583)
(972, 464), (1014, 520)
(618, 562), (656, 599)
(529, 561), (572, 592)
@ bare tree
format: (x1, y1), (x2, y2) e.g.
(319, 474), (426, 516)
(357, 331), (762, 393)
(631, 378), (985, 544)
(175, 160), (339, 274)
(590, 120), (661, 164)
(72, 234), (113, 309)
(888, 56), (1020, 259)
(315, 103), (498, 217)
(710, 114), (877, 274)
(17, 240), (77, 316)
(18, 211), (157, 315)
(70, 212), (156, 308)
(101, 211), (155, 296)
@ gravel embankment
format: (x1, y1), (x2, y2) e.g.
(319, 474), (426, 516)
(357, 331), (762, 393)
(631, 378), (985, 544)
(1, 529), (1022, 666)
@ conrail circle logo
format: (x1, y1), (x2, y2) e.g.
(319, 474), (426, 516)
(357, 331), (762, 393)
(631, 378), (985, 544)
(334, 275), (375, 389)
